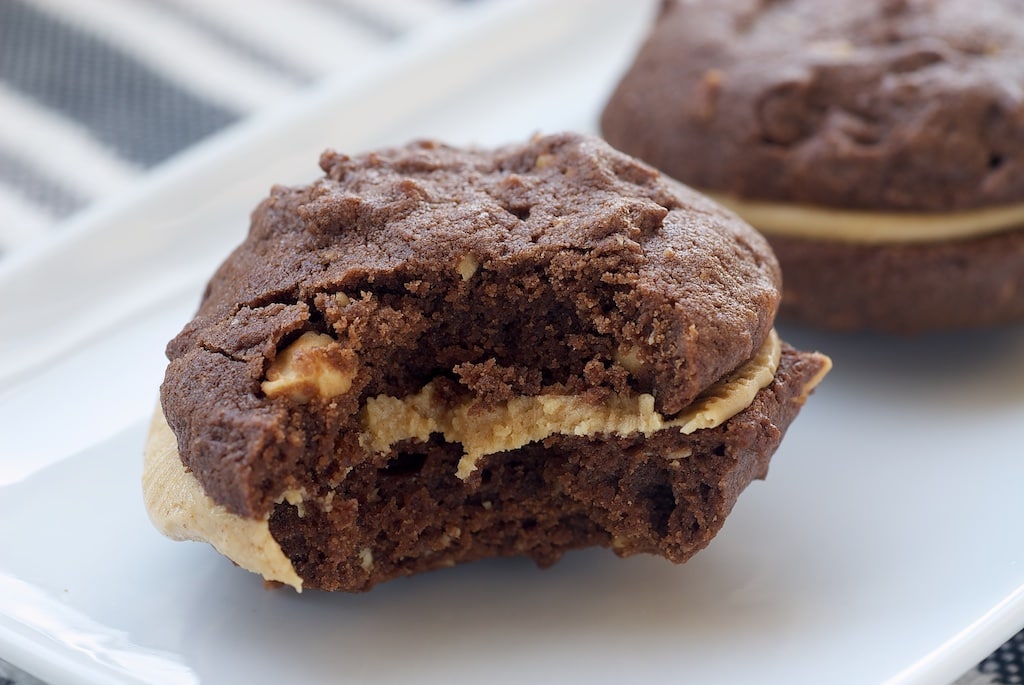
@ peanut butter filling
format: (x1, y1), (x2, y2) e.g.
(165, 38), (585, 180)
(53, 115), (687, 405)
(142, 410), (303, 591)
(359, 330), (782, 479)
(708, 192), (1024, 244)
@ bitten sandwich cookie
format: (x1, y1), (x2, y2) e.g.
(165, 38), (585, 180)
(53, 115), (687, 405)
(144, 133), (830, 592)
(601, 0), (1024, 332)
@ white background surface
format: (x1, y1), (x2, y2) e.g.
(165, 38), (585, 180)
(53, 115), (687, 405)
(0, 1), (1023, 683)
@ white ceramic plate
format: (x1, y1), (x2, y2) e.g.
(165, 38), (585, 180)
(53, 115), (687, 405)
(1, 1), (1023, 683)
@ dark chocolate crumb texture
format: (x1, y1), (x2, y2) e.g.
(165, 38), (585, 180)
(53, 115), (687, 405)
(145, 133), (830, 592)
(601, 0), (1024, 332)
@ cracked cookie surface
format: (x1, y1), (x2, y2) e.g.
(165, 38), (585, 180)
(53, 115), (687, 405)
(601, 0), (1024, 212)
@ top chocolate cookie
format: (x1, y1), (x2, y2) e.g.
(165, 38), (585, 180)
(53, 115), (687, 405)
(161, 133), (780, 518)
(601, 0), (1024, 211)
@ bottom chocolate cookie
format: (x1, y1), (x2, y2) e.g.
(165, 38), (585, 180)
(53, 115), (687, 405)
(145, 344), (829, 592)
(770, 229), (1024, 334)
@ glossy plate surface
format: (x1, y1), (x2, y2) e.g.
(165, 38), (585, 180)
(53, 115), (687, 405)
(1, 2), (1023, 683)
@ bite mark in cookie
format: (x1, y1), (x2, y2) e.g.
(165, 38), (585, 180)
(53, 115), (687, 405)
(358, 330), (781, 480)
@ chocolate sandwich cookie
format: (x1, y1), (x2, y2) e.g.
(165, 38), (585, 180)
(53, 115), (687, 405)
(144, 133), (830, 592)
(601, 0), (1024, 332)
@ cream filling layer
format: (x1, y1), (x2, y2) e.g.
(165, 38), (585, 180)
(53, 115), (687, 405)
(360, 330), (782, 479)
(142, 410), (303, 591)
(707, 192), (1024, 244)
